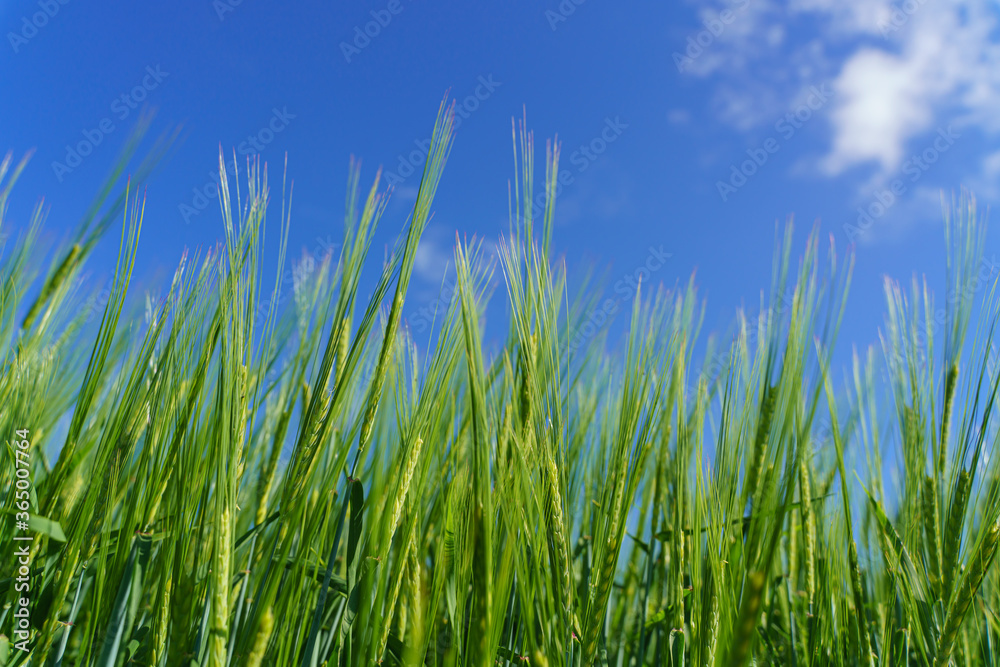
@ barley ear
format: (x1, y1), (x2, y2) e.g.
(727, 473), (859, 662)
(21, 242), (81, 330)
(849, 539), (876, 667)
(544, 442), (572, 627)
(335, 313), (351, 386)
(245, 606), (274, 667)
(208, 504), (232, 667)
(699, 558), (721, 667)
(745, 383), (777, 509)
(726, 570), (767, 666)
(935, 516), (1000, 667)
(389, 436), (424, 537)
(941, 469), (971, 606)
(922, 474), (944, 597)
(799, 458), (816, 611)
(938, 362), (959, 479)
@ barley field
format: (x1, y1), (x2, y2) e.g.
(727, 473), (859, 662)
(2, 102), (999, 666)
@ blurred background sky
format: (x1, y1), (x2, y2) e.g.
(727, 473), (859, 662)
(2, 0), (999, 370)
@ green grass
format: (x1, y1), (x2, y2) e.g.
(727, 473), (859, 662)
(2, 98), (1000, 666)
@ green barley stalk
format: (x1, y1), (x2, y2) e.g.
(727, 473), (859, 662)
(799, 458), (816, 611)
(935, 516), (1000, 667)
(726, 571), (767, 665)
(938, 362), (959, 479)
(923, 474), (945, 597)
(148, 567), (172, 666)
(209, 505), (233, 666)
(942, 468), (972, 606)
(246, 607), (275, 667)
(848, 539), (876, 667)
(544, 442), (572, 631)
(406, 519), (424, 643)
(455, 237), (496, 666)
(336, 312), (351, 387)
(700, 557), (721, 667)
(389, 435), (424, 537)
(20, 242), (80, 331)
(745, 382), (777, 509)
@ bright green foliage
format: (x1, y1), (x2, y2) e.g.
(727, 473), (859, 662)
(2, 100), (1000, 667)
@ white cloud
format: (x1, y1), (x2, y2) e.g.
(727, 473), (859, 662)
(961, 150), (1000, 201)
(394, 185), (420, 202)
(680, 0), (1000, 179)
(413, 226), (502, 286)
(821, 47), (937, 174)
(984, 150), (1000, 178)
(787, 0), (893, 36)
(667, 108), (691, 124)
(553, 161), (632, 227)
(413, 232), (453, 283)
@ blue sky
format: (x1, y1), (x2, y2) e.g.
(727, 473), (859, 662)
(2, 0), (999, 367)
